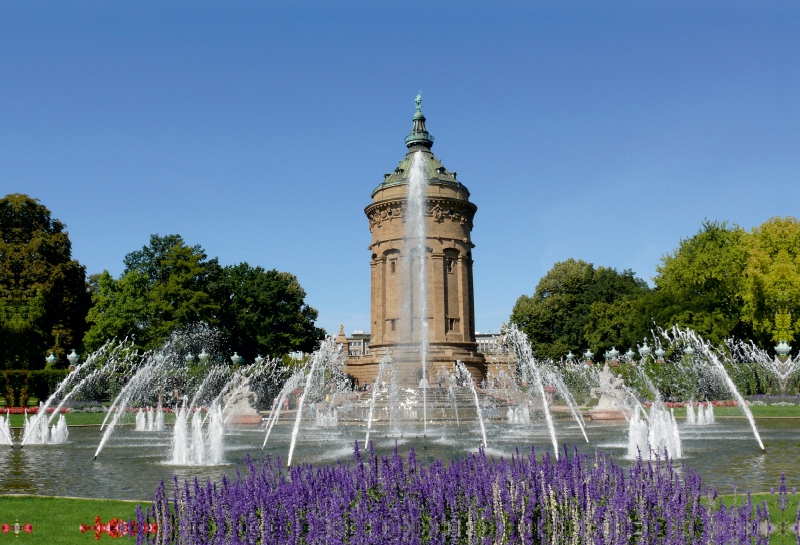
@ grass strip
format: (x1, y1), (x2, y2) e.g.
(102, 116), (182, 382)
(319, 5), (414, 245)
(715, 492), (797, 527)
(668, 405), (800, 418)
(0, 495), (143, 545)
(6, 412), (176, 428)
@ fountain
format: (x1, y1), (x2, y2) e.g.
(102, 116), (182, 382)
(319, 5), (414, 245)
(2, 99), (797, 502)
(502, 323), (589, 458)
(660, 326), (765, 452)
(262, 372), (303, 449)
(93, 352), (172, 460)
(20, 349), (89, 445)
(404, 149), (430, 432)
(92, 324), (274, 463)
(286, 336), (347, 466)
(135, 409), (145, 431)
(728, 338), (799, 396)
(0, 317), (788, 497)
(627, 403), (681, 460)
(454, 360), (487, 448)
(167, 400), (225, 466)
(364, 354), (394, 446)
(45, 340), (138, 427)
(49, 414), (69, 443)
(0, 410), (11, 446)
(21, 406), (69, 445)
(686, 401), (715, 426)
(135, 406), (165, 431)
(9, 308), (770, 474)
(435, 368), (460, 424)
(221, 379), (261, 425)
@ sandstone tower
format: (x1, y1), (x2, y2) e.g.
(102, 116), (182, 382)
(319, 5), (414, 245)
(345, 97), (486, 386)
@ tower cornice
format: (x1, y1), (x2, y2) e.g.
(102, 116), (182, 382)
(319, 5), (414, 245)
(365, 196), (477, 233)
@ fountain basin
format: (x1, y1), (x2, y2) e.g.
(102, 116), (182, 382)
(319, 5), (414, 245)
(0, 418), (793, 500)
(226, 414), (262, 424)
(589, 409), (631, 420)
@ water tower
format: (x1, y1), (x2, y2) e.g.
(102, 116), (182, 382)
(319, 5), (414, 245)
(345, 97), (486, 386)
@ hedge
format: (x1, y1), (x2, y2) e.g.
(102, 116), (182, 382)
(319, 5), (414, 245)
(2, 369), (69, 407)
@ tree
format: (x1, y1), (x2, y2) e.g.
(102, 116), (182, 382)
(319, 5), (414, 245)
(583, 296), (641, 358)
(85, 234), (325, 358)
(0, 194), (91, 369)
(644, 220), (753, 347)
(83, 270), (150, 351)
(85, 234), (220, 351)
(217, 263), (324, 360)
(510, 259), (648, 360)
(741, 216), (800, 343)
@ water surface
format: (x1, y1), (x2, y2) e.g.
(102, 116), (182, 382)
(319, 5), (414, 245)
(1, 417), (796, 500)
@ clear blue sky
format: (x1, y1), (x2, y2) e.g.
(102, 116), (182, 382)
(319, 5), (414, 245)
(2, 1), (799, 336)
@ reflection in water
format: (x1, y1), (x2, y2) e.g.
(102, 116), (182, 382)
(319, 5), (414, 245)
(0, 419), (797, 500)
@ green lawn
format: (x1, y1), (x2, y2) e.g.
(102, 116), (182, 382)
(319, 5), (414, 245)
(6, 412), (176, 428)
(0, 496), (143, 545)
(669, 405), (800, 418)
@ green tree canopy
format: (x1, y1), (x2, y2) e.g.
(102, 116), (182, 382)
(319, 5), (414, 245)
(217, 263), (324, 360)
(85, 234), (324, 358)
(741, 216), (800, 342)
(519, 218), (800, 356)
(510, 259), (648, 360)
(0, 194), (91, 369)
(638, 220), (753, 347)
(86, 234), (220, 351)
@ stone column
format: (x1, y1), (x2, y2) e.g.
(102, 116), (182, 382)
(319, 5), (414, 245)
(430, 250), (446, 342)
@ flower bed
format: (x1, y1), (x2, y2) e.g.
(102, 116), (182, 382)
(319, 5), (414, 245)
(2, 406), (69, 414)
(643, 400), (740, 408)
(139, 444), (768, 544)
(125, 407), (176, 413)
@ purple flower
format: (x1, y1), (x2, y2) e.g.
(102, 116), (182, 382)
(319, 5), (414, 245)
(138, 442), (768, 544)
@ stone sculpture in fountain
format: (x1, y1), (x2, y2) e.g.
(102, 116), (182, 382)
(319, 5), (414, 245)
(589, 364), (631, 420)
(222, 383), (261, 424)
